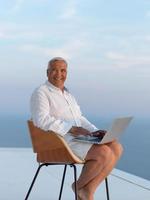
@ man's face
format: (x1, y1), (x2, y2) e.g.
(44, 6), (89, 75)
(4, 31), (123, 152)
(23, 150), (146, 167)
(47, 60), (67, 90)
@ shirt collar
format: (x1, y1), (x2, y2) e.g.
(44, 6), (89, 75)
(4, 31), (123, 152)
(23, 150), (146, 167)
(45, 81), (69, 94)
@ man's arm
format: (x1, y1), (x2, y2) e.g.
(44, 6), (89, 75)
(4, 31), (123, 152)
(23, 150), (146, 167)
(30, 89), (73, 136)
(69, 126), (91, 136)
(79, 117), (106, 137)
(79, 116), (98, 132)
(69, 95), (98, 134)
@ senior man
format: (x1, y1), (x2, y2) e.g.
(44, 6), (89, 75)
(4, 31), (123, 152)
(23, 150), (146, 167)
(30, 57), (123, 200)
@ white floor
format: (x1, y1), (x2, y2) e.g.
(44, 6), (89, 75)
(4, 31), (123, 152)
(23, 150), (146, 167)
(0, 148), (150, 200)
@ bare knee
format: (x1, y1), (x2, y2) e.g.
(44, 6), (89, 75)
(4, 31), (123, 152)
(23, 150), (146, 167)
(108, 141), (123, 159)
(86, 144), (113, 162)
(117, 143), (123, 158)
(99, 145), (113, 158)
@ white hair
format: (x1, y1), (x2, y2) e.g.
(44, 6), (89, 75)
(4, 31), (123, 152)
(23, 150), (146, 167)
(47, 57), (68, 69)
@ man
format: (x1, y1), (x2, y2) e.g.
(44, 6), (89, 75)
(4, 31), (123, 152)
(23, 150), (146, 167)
(30, 57), (123, 200)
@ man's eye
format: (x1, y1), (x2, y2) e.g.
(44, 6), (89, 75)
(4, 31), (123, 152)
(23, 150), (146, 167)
(61, 69), (66, 72)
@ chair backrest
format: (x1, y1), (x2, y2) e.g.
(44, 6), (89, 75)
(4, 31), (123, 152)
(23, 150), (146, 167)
(27, 120), (84, 164)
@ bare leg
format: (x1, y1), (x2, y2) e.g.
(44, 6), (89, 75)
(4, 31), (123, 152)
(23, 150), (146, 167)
(72, 183), (89, 200)
(77, 144), (112, 189)
(73, 141), (123, 199)
(106, 140), (123, 158)
(72, 144), (112, 200)
(84, 141), (123, 194)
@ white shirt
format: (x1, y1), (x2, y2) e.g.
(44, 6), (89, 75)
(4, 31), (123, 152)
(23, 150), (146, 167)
(30, 81), (98, 159)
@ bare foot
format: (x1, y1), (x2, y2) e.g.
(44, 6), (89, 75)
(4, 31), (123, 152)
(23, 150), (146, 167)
(72, 183), (81, 200)
(72, 183), (93, 200)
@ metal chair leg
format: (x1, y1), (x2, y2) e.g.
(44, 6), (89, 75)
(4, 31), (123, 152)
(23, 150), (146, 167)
(105, 177), (110, 200)
(25, 163), (46, 200)
(25, 163), (109, 200)
(58, 165), (67, 200)
(70, 164), (78, 200)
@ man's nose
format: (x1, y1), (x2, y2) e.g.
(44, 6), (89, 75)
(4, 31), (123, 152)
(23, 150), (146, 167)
(56, 70), (61, 76)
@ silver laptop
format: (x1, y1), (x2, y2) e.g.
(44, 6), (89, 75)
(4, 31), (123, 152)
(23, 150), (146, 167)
(73, 116), (133, 144)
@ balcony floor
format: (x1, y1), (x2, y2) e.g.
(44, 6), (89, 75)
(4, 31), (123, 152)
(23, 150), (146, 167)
(0, 148), (150, 200)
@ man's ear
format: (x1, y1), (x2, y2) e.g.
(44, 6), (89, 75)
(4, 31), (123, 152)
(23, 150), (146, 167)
(47, 69), (49, 76)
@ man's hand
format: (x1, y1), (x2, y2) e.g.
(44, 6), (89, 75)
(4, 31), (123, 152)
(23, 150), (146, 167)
(91, 130), (107, 137)
(69, 126), (91, 136)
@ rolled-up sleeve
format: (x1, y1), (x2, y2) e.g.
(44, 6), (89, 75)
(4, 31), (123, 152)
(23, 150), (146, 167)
(71, 97), (98, 132)
(80, 116), (98, 132)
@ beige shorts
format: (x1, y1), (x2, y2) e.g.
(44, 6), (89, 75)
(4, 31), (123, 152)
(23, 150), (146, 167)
(64, 133), (93, 160)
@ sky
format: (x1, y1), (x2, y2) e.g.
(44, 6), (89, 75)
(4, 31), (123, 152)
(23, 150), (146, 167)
(0, 0), (150, 119)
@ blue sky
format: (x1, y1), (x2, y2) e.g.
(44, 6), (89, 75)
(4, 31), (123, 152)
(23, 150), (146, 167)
(0, 0), (150, 118)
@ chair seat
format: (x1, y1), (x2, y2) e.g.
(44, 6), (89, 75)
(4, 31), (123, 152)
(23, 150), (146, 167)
(37, 148), (84, 164)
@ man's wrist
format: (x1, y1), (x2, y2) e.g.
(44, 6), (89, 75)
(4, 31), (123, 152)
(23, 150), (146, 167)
(69, 126), (76, 133)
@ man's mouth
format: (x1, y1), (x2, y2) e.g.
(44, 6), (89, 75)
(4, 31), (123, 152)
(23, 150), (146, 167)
(54, 78), (62, 81)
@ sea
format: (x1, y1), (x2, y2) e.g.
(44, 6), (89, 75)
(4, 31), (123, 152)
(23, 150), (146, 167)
(0, 115), (150, 181)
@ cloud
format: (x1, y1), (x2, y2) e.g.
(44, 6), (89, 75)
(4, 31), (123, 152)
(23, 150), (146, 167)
(0, 22), (16, 39)
(0, 32), (7, 39)
(11, 0), (24, 13)
(0, 0), (24, 15)
(59, 0), (77, 20)
(107, 52), (126, 60)
(145, 10), (150, 18)
(144, 35), (150, 41)
(19, 39), (85, 59)
(0, 21), (45, 40)
(106, 51), (150, 68)
(20, 44), (70, 59)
